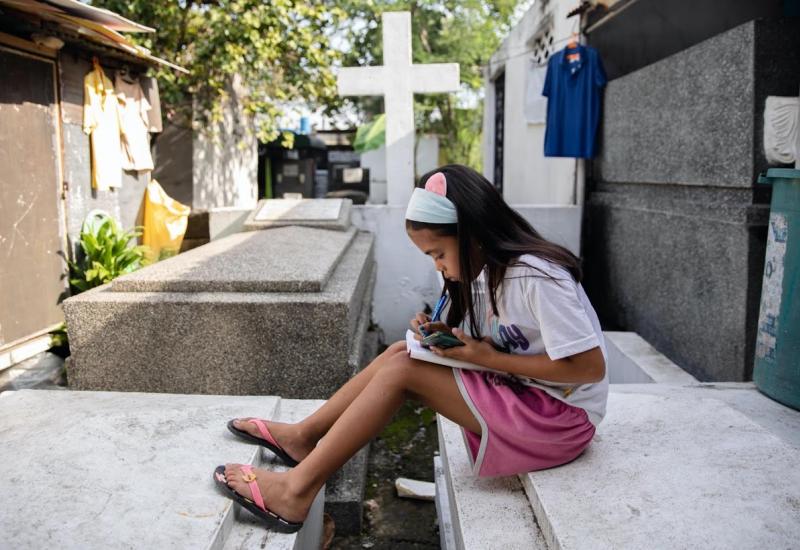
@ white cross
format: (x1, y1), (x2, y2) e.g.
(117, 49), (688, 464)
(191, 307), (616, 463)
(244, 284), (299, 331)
(337, 11), (460, 205)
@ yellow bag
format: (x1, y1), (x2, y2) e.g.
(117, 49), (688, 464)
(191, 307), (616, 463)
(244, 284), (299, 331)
(142, 179), (190, 261)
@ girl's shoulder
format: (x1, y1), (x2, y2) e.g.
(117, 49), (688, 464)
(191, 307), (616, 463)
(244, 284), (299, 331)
(505, 254), (573, 282)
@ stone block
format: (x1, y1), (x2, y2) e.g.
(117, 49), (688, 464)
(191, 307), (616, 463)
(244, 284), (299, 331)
(520, 384), (800, 550)
(436, 415), (546, 550)
(64, 229), (376, 399)
(112, 226), (358, 293)
(243, 198), (352, 232)
(0, 389), (324, 549)
(595, 19), (800, 187)
(584, 184), (768, 381)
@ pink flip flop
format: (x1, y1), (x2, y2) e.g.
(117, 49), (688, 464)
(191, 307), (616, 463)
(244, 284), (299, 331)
(213, 465), (303, 533)
(227, 418), (299, 466)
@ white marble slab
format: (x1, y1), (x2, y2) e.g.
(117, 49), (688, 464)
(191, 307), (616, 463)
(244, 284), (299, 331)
(521, 387), (800, 550)
(0, 390), (323, 550)
(254, 199), (343, 222)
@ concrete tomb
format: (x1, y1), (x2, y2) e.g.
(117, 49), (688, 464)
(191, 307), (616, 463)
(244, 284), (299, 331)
(63, 201), (378, 534)
(0, 389), (325, 550)
(64, 224), (376, 398)
(435, 332), (800, 549)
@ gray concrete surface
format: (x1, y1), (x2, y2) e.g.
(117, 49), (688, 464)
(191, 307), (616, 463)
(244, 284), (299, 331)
(64, 232), (376, 398)
(0, 389), (324, 550)
(437, 415), (546, 550)
(596, 19), (800, 187)
(521, 384), (800, 550)
(584, 18), (800, 382)
(112, 226), (358, 293)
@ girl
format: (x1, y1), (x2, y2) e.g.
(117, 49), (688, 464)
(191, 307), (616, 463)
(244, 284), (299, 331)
(214, 164), (608, 533)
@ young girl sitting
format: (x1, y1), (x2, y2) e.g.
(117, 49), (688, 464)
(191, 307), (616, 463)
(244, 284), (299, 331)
(214, 164), (608, 533)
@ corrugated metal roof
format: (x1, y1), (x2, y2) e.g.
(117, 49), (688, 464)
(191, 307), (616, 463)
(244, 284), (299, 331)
(0, 0), (188, 73)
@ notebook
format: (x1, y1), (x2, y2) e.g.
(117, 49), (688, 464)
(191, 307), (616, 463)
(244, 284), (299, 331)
(404, 330), (505, 374)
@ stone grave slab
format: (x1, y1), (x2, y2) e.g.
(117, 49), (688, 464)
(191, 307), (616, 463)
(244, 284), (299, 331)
(243, 198), (352, 232)
(0, 389), (325, 550)
(436, 414), (545, 549)
(64, 227), (376, 399)
(521, 385), (800, 550)
(112, 226), (357, 293)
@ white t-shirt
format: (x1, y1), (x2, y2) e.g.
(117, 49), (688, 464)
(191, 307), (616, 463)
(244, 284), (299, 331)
(463, 254), (609, 426)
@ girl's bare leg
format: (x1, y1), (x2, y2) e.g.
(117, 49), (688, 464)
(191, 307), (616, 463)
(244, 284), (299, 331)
(223, 352), (480, 523)
(231, 341), (408, 460)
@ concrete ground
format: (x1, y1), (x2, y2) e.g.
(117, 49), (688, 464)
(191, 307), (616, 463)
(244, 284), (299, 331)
(3, 350), (442, 549)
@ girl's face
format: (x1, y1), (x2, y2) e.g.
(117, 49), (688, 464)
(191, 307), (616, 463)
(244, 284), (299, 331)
(407, 228), (461, 282)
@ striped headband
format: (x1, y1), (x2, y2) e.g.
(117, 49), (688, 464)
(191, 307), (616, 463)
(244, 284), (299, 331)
(405, 172), (458, 224)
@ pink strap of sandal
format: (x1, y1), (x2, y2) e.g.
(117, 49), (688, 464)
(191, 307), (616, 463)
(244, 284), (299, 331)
(246, 418), (282, 451)
(238, 465), (266, 511)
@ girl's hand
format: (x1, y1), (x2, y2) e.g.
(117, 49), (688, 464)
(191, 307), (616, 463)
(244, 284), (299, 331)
(410, 312), (430, 340)
(429, 328), (497, 365)
(410, 313), (448, 341)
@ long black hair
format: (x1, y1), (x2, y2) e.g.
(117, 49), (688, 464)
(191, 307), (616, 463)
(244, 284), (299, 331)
(406, 164), (582, 338)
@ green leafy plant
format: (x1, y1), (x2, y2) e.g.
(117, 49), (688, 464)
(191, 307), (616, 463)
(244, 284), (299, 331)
(49, 322), (70, 359)
(69, 218), (149, 292)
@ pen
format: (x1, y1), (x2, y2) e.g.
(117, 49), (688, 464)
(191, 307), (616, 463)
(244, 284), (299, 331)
(431, 294), (447, 322)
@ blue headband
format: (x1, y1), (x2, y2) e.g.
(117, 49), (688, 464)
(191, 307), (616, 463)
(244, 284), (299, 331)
(405, 172), (458, 224)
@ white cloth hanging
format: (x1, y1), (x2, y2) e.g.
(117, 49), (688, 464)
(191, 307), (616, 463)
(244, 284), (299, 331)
(764, 96), (799, 165)
(525, 61), (548, 125)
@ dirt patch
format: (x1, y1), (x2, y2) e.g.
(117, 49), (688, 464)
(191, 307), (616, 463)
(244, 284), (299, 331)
(331, 400), (441, 549)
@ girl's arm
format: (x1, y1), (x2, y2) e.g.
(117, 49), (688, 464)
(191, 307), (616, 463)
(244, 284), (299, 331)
(432, 328), (606, 385)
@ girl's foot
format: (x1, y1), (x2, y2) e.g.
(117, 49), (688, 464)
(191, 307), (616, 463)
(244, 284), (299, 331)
(230, 419), (315, 462)
(221, 463), (313, 524)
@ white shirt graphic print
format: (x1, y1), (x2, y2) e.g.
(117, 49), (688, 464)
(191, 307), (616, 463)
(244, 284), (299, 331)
(468, 255), (609, 426)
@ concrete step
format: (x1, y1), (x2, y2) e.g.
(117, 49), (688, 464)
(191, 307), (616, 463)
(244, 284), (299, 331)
(0, 390), (325, 549)
(434, 331), (800, 549)
(435, 415), (547, 550)
(224, 398), (327, 550)
(521, 383), (800, 550)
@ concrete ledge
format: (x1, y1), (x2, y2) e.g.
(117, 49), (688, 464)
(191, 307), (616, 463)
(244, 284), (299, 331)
(604, 331), (698, 384)
(0, 390), (324, 550)
(223, 398), (327, 550)
(435, 331), (800, 549)
(520, 385), (800, 549)
(436, 415), (546, 549)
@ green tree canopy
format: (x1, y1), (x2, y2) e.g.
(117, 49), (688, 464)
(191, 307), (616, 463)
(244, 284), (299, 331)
(91, 0), (345, 142)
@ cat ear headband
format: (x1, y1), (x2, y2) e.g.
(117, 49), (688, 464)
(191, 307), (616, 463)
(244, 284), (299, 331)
(404, 172), (458, 224)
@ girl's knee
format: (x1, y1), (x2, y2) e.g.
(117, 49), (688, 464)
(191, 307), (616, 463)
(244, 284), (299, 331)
(386, 340), (406, 354)
(374, 352), (416, 387)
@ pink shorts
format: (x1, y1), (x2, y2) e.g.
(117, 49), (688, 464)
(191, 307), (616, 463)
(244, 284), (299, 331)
(454, 369), (596, 477)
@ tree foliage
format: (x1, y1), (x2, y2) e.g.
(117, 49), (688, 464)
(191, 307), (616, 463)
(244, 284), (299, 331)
(91, 0), (345, 142)
(332, 1), (521, 170)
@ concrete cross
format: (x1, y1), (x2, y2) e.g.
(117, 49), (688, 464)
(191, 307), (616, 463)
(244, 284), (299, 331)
(337, 11), (460, 205)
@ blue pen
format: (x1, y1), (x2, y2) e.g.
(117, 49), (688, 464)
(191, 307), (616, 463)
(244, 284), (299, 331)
(420, 294), (447, 337)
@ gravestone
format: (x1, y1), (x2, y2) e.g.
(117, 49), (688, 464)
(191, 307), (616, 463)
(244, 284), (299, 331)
(64, 225), (375, 397)
(243, 198), (353, 232)
(337, 11), (460, 205)
(585, 18), (800, 381)
(0, 389), (325, 550)
(63, 203), (378, 534)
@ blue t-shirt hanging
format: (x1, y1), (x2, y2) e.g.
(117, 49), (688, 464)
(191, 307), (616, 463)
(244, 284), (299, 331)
(542, 44), (607, 158)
